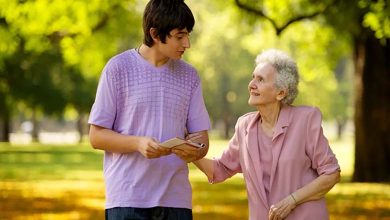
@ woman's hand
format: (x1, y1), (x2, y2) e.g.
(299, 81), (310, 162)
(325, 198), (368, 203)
(268, 194), (296, 220)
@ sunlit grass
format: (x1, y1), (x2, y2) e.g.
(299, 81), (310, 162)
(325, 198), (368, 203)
(0, 136), (389, 220)
(328, 183), (390, 220)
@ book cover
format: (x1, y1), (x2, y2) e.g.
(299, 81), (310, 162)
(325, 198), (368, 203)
(159, 137), (204, 148)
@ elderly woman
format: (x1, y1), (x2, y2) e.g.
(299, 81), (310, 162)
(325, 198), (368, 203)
(187, 49), (341, 220)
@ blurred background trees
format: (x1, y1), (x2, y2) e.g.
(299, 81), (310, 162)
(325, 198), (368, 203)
(0, 0), (142, 142)
(0, 0), (388, 182)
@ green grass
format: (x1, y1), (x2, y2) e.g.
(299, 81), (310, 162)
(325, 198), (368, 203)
(0, 143), (102, 181)
(0, 138), (389, 220)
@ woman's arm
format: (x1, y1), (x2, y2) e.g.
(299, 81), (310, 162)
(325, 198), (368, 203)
(292, 171), (340, 204)
(270, 108), (341, 220)
(193, 158), (214, 180)
(268, 171), (340, 220)
(189, 117), (244, 182)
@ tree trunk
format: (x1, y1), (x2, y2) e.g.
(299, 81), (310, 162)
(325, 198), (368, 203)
(77, 112), (84, 143)
(31, 108), (39, 142)
(336, 119), (346, 140)
(0, 96), (11, 142)
(352, 35), (390, 182)
(0, 114), (10, 142)
(223, 114), (231, 139)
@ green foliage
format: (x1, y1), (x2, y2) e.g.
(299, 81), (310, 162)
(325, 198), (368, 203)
(0, 0), (143, 126)
(186, 0), (255, 136)
(361, 0), (390, 40)
(0, 0), (360, 138)
(188, 0), (353, 127)
(322, 0), (390, 41)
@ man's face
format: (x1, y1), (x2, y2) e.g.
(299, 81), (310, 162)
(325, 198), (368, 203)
(156, 28), (191, 60)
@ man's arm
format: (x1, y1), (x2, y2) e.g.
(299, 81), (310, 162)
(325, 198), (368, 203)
(191, 130), (209, 158)
(89, 124), (170, 158)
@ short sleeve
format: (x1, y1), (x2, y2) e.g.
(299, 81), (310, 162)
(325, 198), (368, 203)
(88, 61), (117, 129)
(211, 118), (243, 183)
(186, 79), (211, 133)
(306, 107), (340, 175)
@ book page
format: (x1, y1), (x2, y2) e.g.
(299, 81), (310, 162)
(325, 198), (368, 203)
(159, 138), (187, 148)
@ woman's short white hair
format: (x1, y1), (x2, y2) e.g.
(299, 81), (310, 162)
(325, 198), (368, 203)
(255, 49), (299, 105)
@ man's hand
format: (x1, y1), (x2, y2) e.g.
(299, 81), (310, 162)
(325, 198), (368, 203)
(173, 131), (209, 162)
(172, 144), (201, 163)
(136, 137), (171, 159)
(185, 133), (203, 142)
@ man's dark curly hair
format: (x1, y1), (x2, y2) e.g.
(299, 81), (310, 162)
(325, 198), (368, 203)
(143, 0), (195, 47)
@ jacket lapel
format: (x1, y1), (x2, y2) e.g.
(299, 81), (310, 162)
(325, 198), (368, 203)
(244, 112), (269, 208)
(269, 105), (291, 188)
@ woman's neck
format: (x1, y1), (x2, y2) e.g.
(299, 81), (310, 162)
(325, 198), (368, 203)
(137, 44), (169, 67)
(257, 103), (282, 136)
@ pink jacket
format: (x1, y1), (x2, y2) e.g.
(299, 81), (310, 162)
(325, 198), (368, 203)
(211, 105), (340, 220)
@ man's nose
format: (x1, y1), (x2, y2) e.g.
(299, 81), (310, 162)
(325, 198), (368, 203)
(183, 36), (190, 48)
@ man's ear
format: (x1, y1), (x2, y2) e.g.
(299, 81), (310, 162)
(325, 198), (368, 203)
(149, 28), (160, 43)
(276, 89), (287, 101)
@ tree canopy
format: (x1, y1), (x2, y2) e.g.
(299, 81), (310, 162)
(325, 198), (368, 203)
(1, 0), (354, 138)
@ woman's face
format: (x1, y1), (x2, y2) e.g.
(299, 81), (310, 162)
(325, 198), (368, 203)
(248, 63), (282, 107)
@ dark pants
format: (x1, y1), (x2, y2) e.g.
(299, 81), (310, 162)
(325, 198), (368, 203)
(105, 207), (193, 220)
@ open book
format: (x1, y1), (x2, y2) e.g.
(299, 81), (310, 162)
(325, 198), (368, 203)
(159, 137), (205, 149)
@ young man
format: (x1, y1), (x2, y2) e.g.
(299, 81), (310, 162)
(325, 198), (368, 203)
(88, 0), (210, 219)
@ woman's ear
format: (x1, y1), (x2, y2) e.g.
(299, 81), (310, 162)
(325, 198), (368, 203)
(276, 89), (287, 101)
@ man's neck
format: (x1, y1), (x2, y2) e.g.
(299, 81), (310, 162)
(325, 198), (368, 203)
(137, 44), (169, 67)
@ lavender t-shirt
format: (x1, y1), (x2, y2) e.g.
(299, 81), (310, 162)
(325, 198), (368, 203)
(88, 49), (210, 209)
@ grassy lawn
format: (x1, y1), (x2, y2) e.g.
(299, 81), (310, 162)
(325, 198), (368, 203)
(0, 137), (389, 220)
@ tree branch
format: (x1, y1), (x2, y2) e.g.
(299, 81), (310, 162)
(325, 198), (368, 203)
(234, 0), (279, 33)
(46, 4), (119, 44)
(0, 17), (8, 28)
(235, 0), (336, 35)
